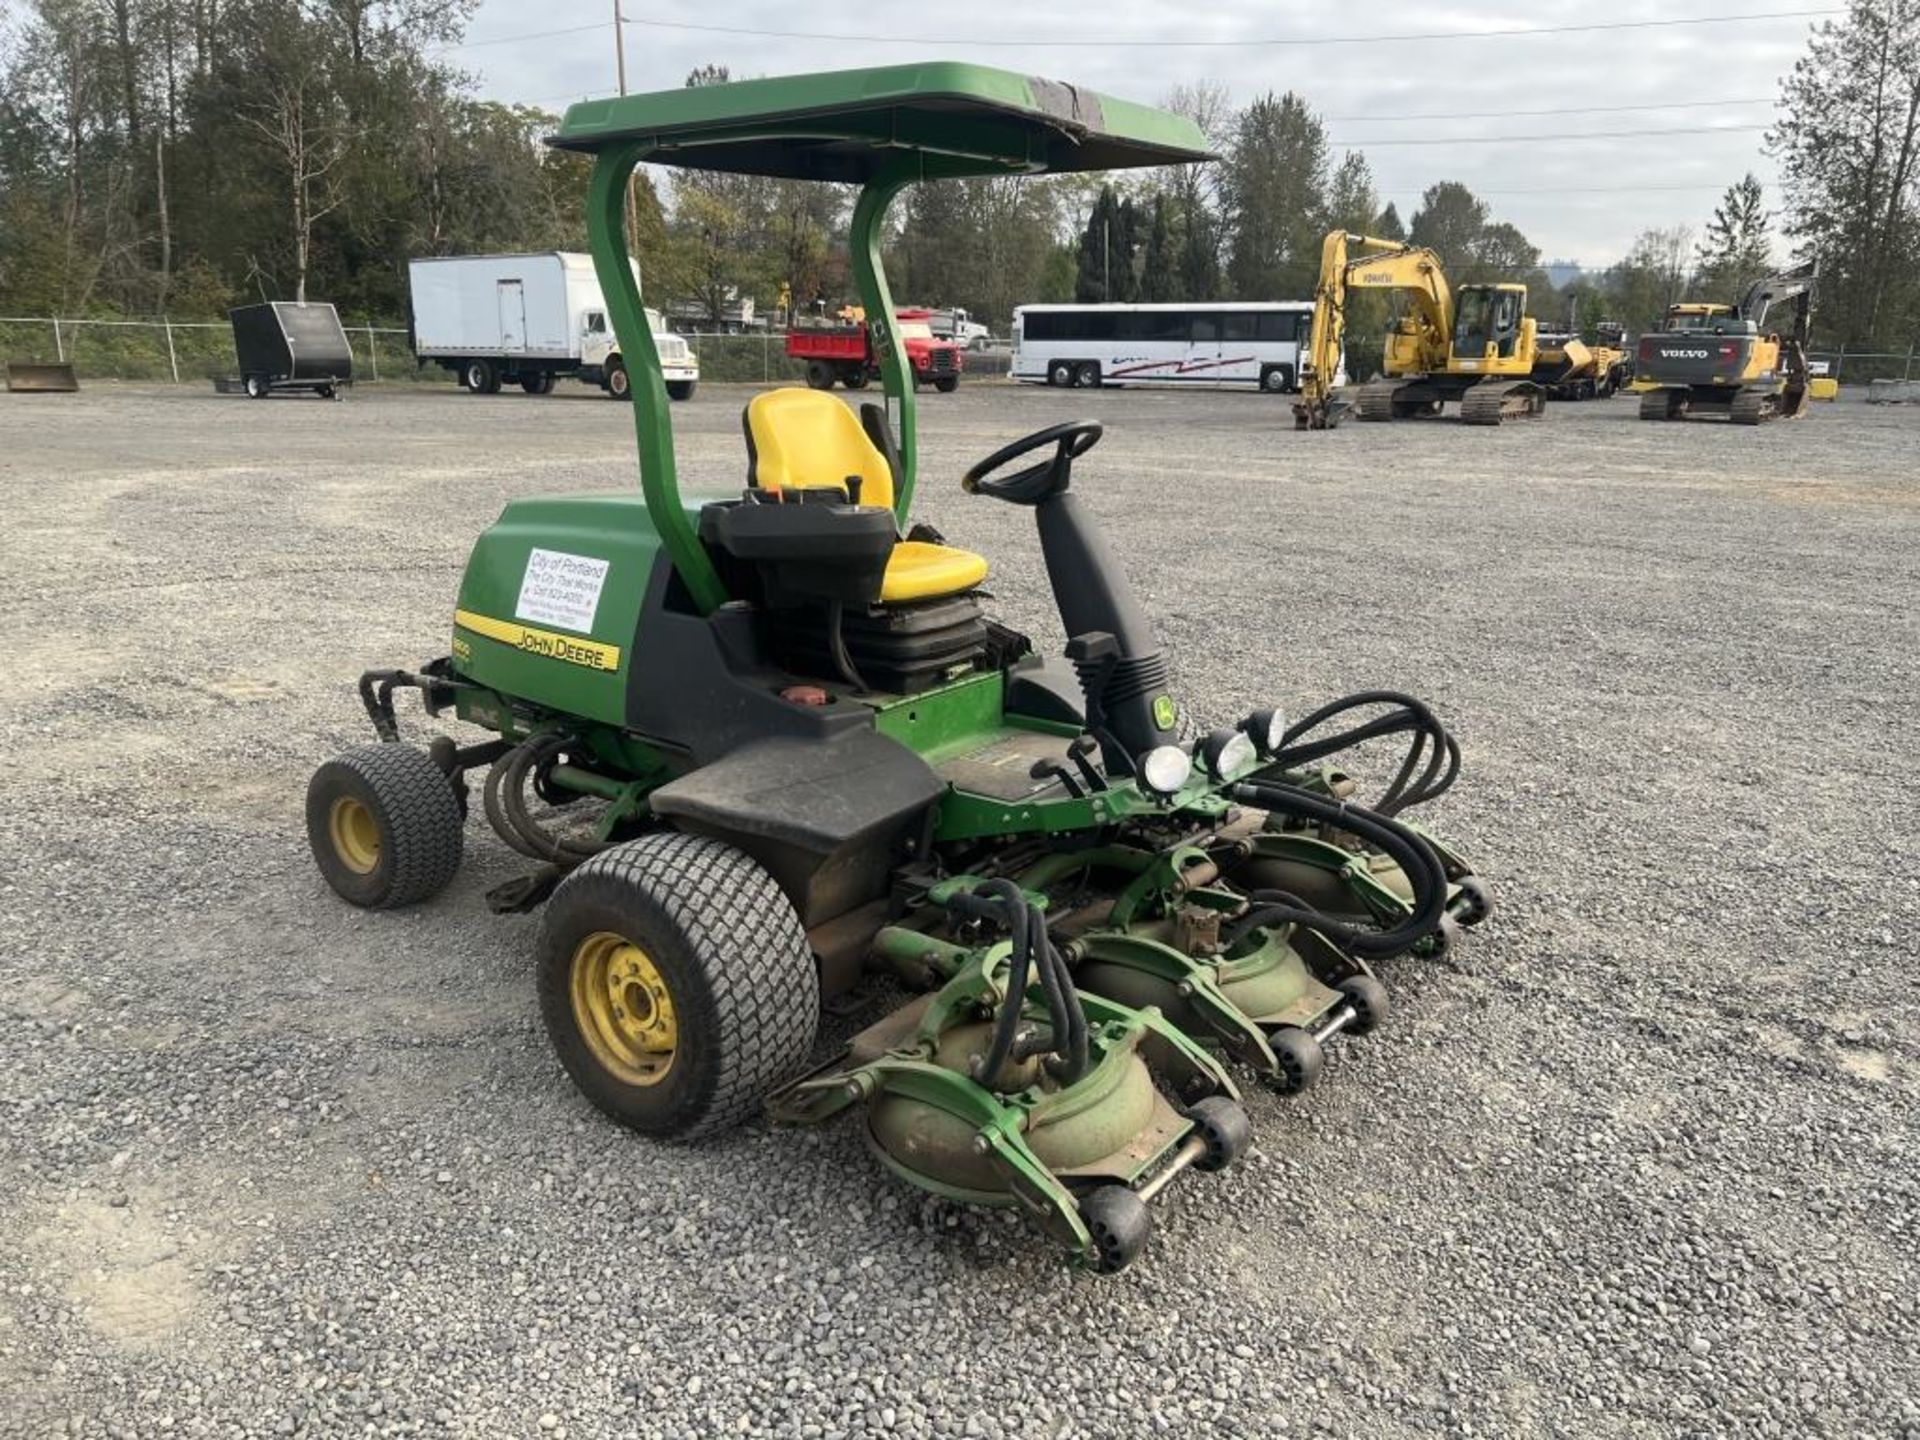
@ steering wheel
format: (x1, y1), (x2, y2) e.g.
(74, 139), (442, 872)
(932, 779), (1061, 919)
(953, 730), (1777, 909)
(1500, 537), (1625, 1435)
(961, 420), (1104, 505)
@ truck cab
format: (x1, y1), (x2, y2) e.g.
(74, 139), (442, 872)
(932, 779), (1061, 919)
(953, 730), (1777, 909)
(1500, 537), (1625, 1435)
(581, 306), (700, 402)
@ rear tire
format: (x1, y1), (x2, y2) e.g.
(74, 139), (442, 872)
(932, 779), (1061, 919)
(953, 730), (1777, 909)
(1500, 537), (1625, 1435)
(842, 368), (871, 390)
(245, 374), (268, 399)
(805, 360), (836, 390)
(1074, 361), (1100, 389)
(1047, 360), (1073, 388)
(307, 745), (464, 910)
(536, 833), (819, 1140)
(1260, 365), (1292, 394)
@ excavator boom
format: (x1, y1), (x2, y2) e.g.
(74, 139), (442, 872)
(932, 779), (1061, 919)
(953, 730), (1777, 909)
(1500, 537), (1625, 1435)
(1294, 232), (1453, 430)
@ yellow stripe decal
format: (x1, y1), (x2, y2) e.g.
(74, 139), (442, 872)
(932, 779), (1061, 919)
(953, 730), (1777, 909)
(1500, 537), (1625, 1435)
(453, 609), (622, 672)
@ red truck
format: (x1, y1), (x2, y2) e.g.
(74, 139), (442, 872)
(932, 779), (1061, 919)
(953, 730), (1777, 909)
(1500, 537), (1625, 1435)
(785, 307), (962, 392)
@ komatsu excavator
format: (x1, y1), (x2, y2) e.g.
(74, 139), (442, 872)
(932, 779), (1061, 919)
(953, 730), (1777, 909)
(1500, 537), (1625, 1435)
(1635, 263), (1817, 424)
(1293, 231), (1549, 430)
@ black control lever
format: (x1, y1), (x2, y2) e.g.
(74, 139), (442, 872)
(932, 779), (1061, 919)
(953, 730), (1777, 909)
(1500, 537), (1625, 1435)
(1029, 757), (1086, 799)
(1066, 733), (1107, 793)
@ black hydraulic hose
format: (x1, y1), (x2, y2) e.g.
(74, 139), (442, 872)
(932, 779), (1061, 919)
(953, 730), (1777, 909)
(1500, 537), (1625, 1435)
(1229, 779), (1450, 959)
(1031, 922), (1089, 1084)
(952, 880), (1032, 1089)
(1220, 887), (1317, 948)
(1269, 690), (1461, 814)
(486, 736), (608, 866)
(947, 881), (1089, 1086)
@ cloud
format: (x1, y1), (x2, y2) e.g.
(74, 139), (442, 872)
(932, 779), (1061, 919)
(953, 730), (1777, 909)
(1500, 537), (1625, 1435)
(450, 0), (1819, 268)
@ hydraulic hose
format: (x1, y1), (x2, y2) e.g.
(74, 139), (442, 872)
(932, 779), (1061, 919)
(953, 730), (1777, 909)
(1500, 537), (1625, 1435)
(1268, 690), (1461, 816)
(484, 735), (610, 867)
(1228, 778), (1450, 959)
(946, 881), (1089, 1086)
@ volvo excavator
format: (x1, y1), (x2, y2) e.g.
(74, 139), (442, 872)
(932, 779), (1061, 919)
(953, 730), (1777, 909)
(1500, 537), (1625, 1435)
(1293, 230), (1549, 430)
(1635, 263), (1817, 424)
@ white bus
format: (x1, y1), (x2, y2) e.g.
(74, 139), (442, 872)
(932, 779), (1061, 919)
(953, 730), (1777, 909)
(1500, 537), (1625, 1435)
(1010, 302), (1336, 393)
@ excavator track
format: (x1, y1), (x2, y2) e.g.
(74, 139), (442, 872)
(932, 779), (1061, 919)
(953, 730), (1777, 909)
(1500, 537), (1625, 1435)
(1459, 380), (1546, 427)
(1638, 388), (1681, 421)
(1729, 389), (1775, 425)
(1353, 379), (1408, 421)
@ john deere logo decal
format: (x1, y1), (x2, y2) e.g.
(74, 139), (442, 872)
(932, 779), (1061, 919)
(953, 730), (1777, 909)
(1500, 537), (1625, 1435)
(1152, 695), (1177, 730)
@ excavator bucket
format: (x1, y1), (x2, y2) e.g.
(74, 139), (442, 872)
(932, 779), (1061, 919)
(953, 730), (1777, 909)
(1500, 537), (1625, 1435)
(6, 362), (79, 393)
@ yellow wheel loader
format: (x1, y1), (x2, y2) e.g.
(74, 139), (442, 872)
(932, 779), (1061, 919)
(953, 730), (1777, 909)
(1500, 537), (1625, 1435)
(1293, 231), (1549, 430)
(1635, 264), (1818, 425)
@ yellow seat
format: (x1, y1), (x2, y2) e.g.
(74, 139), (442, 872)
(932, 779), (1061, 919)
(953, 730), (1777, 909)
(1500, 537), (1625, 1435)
(743, 388), (988, 604)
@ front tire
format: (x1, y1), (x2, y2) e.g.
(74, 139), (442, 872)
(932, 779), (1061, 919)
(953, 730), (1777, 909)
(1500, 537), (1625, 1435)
(536, 834), (819, 1140)
(307, 745), (464, 909)
(605, 362), (630, 400)
(244, 374), (268, 399)
(666, 379), (696, 401)
(933, 376), (959, 393)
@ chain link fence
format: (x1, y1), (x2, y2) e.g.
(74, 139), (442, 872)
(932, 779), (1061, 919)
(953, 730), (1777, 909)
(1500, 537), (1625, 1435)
(0, 316), (1017, 387)
(0, 316), (423, 384)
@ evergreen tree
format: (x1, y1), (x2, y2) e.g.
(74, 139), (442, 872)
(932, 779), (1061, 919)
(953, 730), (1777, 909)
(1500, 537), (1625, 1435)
(1376, 202), (1406, 242)
(1693, 173), (1773, 299)
(1221, 92), (1329, 299)
(1408, 182), (1489, 273)
(1140, 195), (1175, 302)
(1771, 0), (1920, 347)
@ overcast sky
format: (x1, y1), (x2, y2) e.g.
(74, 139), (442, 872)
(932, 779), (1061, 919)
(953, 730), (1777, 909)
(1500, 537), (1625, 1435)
(443, 0), (1824, 269)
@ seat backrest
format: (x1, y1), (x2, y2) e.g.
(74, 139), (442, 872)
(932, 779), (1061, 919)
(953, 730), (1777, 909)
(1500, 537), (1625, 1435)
(743, 388), (896, 511)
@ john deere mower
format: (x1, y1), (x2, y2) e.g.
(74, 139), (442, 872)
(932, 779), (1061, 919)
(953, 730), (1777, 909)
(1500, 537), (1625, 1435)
(306, 65), (1492, 1272)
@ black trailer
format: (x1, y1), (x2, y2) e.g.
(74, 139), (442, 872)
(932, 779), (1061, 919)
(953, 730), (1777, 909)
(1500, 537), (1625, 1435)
(229, 302), (353, 399)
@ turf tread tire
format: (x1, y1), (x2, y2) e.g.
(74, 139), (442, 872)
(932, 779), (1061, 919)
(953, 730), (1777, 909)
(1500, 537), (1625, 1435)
(537, 833), (818, 1141)
(307, 745), (464, 909)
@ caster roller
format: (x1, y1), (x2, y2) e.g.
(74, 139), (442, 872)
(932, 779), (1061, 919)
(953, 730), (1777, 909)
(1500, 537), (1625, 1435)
(1187, 1096), (1253, 1172)
(1267, 1026), (1324, 1095)
(1336, 974), (1390, 1036)
(1451, 874), (1494, 927)
(1079, 1185), (1152, 1274)
(1420, 913), (1463, 959)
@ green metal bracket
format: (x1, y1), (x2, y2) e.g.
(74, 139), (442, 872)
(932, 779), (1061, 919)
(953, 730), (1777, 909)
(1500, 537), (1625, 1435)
(849, 158), (920, 524)
(586, 145), (730, 616)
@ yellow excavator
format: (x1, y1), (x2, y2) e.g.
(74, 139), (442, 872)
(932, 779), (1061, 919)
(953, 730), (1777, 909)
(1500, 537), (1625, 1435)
(1294, 230), (1549, 430)
(1635, 264), (1817, 424)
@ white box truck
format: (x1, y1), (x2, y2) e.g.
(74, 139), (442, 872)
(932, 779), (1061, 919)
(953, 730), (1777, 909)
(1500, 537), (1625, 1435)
(407, 252), (698, 401)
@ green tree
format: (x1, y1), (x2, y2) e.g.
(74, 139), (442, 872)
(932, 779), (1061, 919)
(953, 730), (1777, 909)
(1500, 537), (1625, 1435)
(1140, 195), (1175, 302)
(1693, 173), (1773, 299)
(1771, 0), (1920, 347)
(1605, 226), (1696, 332)
(1375, 201), (1406, 242)
(1222, 92), (1328, 298)
(1408, 181), (1489, 273)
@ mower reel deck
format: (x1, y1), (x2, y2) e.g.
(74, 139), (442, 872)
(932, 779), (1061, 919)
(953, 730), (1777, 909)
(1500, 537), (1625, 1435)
(304, 62), (1496, 1272)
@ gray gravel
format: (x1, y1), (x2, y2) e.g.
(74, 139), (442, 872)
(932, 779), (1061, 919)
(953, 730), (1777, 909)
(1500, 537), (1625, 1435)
(2, 380), (1917, 1439)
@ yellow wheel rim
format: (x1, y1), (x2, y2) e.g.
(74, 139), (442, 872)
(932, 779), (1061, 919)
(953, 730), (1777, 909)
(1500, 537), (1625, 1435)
(329, 796), (381, 875)
(570, 932), (677, 1087)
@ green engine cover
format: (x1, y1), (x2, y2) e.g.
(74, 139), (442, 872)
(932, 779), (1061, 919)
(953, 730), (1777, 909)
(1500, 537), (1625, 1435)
(450, 493), (690, 726)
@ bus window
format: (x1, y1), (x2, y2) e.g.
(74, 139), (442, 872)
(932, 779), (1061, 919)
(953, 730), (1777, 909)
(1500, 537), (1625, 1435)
(1191, 315), (1220, 345)
(1256, 312), (1296, 342)
(1222, 312), (1261, 343)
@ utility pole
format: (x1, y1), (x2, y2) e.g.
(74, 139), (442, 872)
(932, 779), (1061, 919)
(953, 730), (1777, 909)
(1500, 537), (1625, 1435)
(613, 0), (640, 261)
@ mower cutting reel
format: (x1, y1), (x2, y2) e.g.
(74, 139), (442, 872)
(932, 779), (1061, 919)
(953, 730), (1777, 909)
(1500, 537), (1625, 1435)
(305, 63), (1496, 1271)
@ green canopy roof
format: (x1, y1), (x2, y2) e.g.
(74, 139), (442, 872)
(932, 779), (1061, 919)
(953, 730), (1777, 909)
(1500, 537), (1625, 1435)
(549, 63), (1212, 180)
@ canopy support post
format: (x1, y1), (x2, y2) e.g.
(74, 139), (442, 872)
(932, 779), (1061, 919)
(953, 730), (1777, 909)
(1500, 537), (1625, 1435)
(850, 159), (921, 524)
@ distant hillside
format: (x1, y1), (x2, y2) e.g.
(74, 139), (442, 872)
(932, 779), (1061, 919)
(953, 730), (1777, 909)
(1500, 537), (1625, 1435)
(1543, 260), (1586, 290)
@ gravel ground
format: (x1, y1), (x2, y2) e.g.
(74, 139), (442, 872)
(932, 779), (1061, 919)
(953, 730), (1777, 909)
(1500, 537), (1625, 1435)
(2, 379), (1917, 1440)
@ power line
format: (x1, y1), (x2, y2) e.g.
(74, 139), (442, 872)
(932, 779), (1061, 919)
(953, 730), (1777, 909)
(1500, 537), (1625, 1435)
(1372, 181), (1734, 196)
(1327, 96), (1772, 123)
(1333, 123), (1769, 146)
(619, 9), (1838, 48)
(433, 21), (608, 52)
